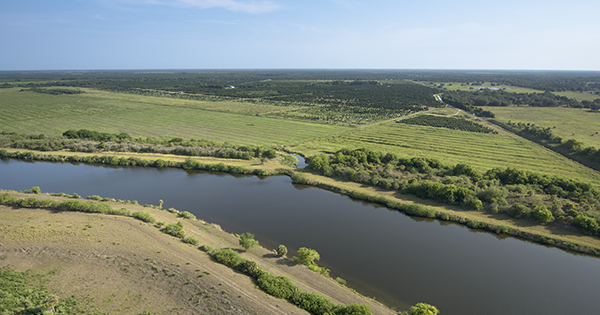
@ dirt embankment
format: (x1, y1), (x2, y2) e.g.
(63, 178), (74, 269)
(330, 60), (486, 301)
(0, 191), (396, 315)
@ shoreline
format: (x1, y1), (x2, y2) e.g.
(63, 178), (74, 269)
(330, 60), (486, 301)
(2, 148), (600, 259)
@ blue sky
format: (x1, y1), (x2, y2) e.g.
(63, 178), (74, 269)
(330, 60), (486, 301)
(1, 0), (599, 70)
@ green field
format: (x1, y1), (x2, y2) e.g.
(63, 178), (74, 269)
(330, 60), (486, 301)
(0, 88), (350, 146)
(554, 91), (600, 102)
(484, 106), (600, 149)
(290, 121), (600, 185)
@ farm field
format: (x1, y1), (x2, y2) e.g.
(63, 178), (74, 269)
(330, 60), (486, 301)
(484, 106), (600, 149)
(0, 88), (350, 146)
(290, 121), (600, 185)
(426, 82), (545, 93)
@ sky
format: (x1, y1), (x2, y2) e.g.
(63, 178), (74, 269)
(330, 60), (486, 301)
(1, 0), (599, 71)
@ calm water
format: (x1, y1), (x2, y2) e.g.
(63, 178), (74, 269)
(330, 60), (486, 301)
(1, 158), (600, 314)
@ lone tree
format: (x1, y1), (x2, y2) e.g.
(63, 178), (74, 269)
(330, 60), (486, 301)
(239, 232), (259, 251)
(409, 303), (439, 315)
(276, 245), (288, 257)
(293, 247), (320, 266)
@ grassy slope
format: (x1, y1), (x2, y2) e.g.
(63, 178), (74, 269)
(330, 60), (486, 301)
(0, 88), (350, 146)
(485, 106), (600, 149)
(290, 119), (600, 185)
(0, 192), (395, 315)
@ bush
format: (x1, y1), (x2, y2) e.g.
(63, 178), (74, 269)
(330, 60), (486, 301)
(239, 232), (259, 251)
(132, 211), (156, 223)
(177, 211), (196, 220)
(182, 236), (199, 245)
(28, 186), (41, 194)
(335, 277), (347, 285)
(161, 221), (185, 238)
(276, 245), (288, 257)
(256, 272), (297, 300)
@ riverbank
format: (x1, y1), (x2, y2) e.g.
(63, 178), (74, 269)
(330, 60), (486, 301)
(3, 148), (600, 258)
(0, 190), (396, 315)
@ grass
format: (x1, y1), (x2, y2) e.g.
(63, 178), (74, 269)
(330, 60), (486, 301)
(484, 106), (600, 149)
(290, 121), (600, 185)
(0, 88), (350, 146)
(553, 91), (600, 102)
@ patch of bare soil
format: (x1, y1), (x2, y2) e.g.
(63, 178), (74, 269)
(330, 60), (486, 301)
(0, 192), (395, 315)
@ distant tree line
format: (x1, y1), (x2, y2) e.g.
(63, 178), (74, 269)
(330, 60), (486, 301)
(0, 130), (278, 161)
(443, 90), (597, 109)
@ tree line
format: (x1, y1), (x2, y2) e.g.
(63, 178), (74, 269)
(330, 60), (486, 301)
(306, 148), (600, 237)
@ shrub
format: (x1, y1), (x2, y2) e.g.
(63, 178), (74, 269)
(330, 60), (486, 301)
(276, 245), (288, 257)
(161, 221), (185, 238)
(239, 232), (259, 251)
(132, 211), (156, 223)
(177, 211), (196, 220)
(182, 236), (199, 245)
(256, 273), (297, 300)
(336, 277), (347, 285)
(28, 186), (41, 194)
(293, 247), (320, 266)
(533, 206), (554, 223)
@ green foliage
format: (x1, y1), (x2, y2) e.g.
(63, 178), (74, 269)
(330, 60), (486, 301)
(161, 221), (185, 238)
(293, 247), (320, 266)
(239, 232), (259, 251)
(132, 211), (156, 223)
(182, 236), (199, 245)
(276, 245), (288, 257)
(0, 266), (81, 314)
(256, 272), (297, 300)
(177, 211), (196, 220)
(533, 206), (554, 223)
(409, 302), (439, 315)
(335, 277), (347, 285)
(63, 129), (132, 142)
(28, 186), (41, 194)
(574, 215), (600, 236)
(399, 115), (497, 133)
(208, 247), (373, 315)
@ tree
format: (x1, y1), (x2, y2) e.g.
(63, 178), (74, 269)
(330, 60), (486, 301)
(293, 247), (320, 265)
(409, 302), (439, 315)
(533, 205), (554, 223)
(239, 232), (259, 251)
(276, 245), (288, 257)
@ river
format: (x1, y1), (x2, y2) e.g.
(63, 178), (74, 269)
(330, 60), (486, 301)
(1, 158), (599, 314)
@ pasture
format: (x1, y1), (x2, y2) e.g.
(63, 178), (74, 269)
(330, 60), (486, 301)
(426, 82), (544, 94)
(554, 91), (600, 102)
(290, 121), (600, 185)
(484, 106), (600, 149)
(0, 88), (350, 146)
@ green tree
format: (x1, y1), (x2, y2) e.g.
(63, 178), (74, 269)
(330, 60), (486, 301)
(409, 302), (439, 315)
(293, 247), (320, 265)
(533, 205), (554, 223)
(574, 215), (599, 236)
(239, 232), (259, 251)
(276, 245), (288, 257)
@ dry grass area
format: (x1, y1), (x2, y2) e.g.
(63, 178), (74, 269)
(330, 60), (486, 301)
(0, 191), (395, 315)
